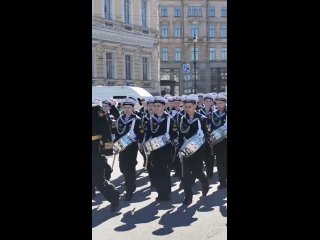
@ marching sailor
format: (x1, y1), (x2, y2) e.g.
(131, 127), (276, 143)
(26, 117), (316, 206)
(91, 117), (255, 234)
(178, 94), (210, 205)
(211, 93), (227, 189)
(144, 96), (178, 201)
(113, 98), (144, 201)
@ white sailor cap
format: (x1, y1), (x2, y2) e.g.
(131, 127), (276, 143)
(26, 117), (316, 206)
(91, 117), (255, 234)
(181, 95), (187, 102)
(164, 94), (172, 99)
(127, 94), (138, 103)
(215, 93), (227, 102)
(189, 94), (199, 102)
(102, 98), (113, 106)
(146, 96), (155, 104)
(167, 96), (174, 102)
(174, 96), (182, 102)
(154, 96), (167, 105)
(184, 94), (198, 104)
(203, 93), (215, 101)
(122, 98), (136, 106)
(197, 93), (204, 98)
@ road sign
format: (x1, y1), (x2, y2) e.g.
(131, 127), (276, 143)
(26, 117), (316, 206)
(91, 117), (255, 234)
(183, 63), (190, 73)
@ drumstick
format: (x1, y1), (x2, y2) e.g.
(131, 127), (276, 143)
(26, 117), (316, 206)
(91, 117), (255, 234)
(111, 153), (117, 171)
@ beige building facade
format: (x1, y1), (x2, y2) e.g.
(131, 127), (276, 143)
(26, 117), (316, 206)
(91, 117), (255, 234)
(159, 0), (227, 95)
(92, 0), (161, 95)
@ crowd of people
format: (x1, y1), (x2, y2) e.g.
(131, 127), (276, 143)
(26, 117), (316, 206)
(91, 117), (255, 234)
(92, 92), (227, 212)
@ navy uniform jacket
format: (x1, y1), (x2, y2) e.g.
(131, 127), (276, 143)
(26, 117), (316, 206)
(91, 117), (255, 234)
(178, 112), (209, 148)
(198, 107), (214, 133)
(92, 105), (113, 156)
(145, 112), (178, 141)
(210, 109), (227, 131)
(168, 107), (181, 120)
(112, 113), (144, 144)
(175, 109), (185, 130)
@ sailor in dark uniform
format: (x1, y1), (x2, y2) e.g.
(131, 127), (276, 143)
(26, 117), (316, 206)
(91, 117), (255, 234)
(198, 94), (216, 180)
(113, 98), (144, 201)
(211, 93), (227, 189)
(92, 101), (119, 212)
(178, 94), (210, 205)
(144, 96), (178, 201)
(168, 96), (182, 178)
(140, 97), (156, 187)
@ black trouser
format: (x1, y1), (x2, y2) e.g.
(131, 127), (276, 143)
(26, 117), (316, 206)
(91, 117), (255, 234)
(203, 142), (214, 177)
(150, 144), (172, 198)
(92, 141), (118, 203)
(173, 154), (182, 178)
(146, 152), (155, 186)
(119, 142), (138, 195)
(214, 138), (227, 186)
(140, 149), (147, 167)
(181, 145), (209, 200)
(104, 158), (112, 181)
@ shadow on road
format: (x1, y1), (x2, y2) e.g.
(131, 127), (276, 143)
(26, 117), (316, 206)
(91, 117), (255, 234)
(93, 166), (227, 233)
(152, 187), (227, 236)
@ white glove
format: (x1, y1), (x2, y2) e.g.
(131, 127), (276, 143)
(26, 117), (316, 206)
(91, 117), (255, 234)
(197, 130), (204, 138)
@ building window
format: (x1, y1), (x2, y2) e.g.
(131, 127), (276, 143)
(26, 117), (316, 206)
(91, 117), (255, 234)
(188, 7), (202, 17)
(174, 24), (181, 38)
(208, 6), (215, 17)
(221, 48), (227, 61)
(209, 48), (216, 61)
(161, 24), (168, 37)
(175, 48), (181, 61)
(162, 48), (168, 61)
(209, 25), (215, 38)
(106, 52), (114, 79)
(221, 6), (227, 17)
(221, 24), (227, 38)
(174, 7), (181, 17)
(142, 57), (148, 80)
(104, 0), (111, 20)
(191, 24), (199, 38)
(125, 55), (132, 80)
(161, 6), (168, 17)
(124, 0), (130, 24)
(191, 48), (199, 61)
(141, 0), (147, 27)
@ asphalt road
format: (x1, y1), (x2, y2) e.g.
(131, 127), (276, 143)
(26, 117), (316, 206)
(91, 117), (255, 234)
(92, 152), (227, 240)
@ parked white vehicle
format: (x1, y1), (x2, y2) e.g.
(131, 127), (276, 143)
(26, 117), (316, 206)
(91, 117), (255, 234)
(92, 86), (152, 109)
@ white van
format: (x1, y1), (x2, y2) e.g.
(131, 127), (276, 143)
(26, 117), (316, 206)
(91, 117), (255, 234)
(92, 86), (152, 109)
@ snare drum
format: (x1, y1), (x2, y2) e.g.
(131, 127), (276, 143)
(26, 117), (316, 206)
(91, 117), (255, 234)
(144, 135), (168, 152)
(179, 133), (205, 158)
(113, 133), (136, 154)
(210, 127), (227, 146)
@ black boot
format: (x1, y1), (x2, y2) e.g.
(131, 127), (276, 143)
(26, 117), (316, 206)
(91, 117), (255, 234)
(110, 190), (120, 212)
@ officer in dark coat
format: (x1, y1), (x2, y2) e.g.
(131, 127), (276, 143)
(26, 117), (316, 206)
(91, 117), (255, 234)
(145, 96), (178, 201)
(211, 93), (227, 189)
(178, 94), (210, 205)
(113, 98), (144, 201)
(92, 102), (119, 212)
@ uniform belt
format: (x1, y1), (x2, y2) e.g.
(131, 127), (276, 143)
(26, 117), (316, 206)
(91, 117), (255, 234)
(92, 135), (102, 141)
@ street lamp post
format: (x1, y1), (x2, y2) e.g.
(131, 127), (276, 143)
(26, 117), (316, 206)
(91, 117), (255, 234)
(193, 34), (198, 94)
